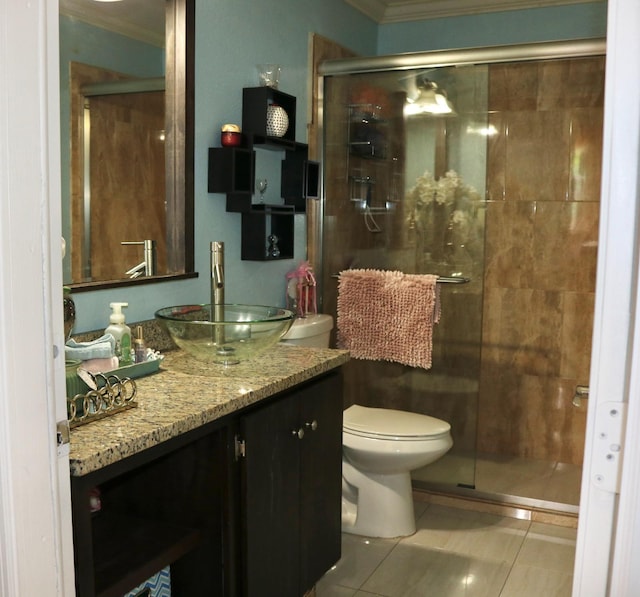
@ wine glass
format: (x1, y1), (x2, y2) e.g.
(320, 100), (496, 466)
(267, 234), (280, 259)
(257, 178), (268, 203)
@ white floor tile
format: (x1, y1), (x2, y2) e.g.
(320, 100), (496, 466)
(499, 565), (573, 597)
(317, 533), (399, 591)
(316, 503), (575, 597)
(315, 583), (358, 597)
(361, 544), (511, 597)
(513, 522), (577, 573)
(409, 504), (529, 564)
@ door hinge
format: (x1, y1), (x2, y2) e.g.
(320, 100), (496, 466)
(235, 435), (246, 460)
(57, 420), (70, 447)
(592, 401), (627, 494)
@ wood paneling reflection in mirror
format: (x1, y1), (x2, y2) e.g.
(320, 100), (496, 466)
(70, 62), (167, 282)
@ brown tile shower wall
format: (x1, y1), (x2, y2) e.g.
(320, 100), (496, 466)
(478, 57), (605, 465)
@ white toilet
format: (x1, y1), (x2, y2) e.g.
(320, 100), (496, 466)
(342, 405), (452, 538)
(280, 313), (334, 347)
(280, 314), (453, 539)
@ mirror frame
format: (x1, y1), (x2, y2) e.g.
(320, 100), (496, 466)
(68, 0), (196, 292)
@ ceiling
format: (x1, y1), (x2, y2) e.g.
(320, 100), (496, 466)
(345, 0), (601, 23)
(59, 0), (165, 46)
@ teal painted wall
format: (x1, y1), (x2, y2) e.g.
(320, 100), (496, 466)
(377, 2), (607, 54)
(69, 0), (605, 333)
(70, 0), (375, 332)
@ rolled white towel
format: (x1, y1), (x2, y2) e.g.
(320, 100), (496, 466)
(65, 334), (115, 361)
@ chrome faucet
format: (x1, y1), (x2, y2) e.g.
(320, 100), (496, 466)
(122, 239), (157, 278)
(210, 242), (226, 346)
(211, 241), (225, 314)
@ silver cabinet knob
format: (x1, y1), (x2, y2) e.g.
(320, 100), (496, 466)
(292, 428), (305, 439)
(305, 420), (318, 431)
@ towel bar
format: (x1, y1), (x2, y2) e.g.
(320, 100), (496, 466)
(332, 273), (470, 284)
(437, 276), (471, 284)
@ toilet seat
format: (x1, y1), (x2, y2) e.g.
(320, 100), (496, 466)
(343, 405), (450, 441)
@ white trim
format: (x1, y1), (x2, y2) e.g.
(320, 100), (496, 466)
(599, 0), (640, 591)
(573, 0), (640, 594)
(0, 0), (74, 594)
(346, 0), (602, 23)
(47, 0), (77, 591)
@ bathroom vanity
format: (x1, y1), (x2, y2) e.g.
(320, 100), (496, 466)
(68, 345), (349, 597)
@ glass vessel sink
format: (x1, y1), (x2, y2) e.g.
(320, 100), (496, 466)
(155, 304), (294, 365)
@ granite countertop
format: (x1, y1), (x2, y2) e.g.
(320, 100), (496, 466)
(69, 344), (349, 477)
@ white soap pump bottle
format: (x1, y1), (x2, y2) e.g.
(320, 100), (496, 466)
(105, 302), (132, 366)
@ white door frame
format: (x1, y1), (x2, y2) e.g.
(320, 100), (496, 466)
(573, 0), (640, 594)
(0, 0), (75, 594)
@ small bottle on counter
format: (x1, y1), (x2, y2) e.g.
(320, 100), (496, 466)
(134, 325), (147, 363)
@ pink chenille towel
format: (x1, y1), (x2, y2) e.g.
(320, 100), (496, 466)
(337, 269), (440, 369)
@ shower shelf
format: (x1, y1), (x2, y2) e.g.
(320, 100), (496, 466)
(348, 103), (388, 160)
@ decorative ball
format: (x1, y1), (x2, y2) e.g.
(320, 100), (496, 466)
(266, 104), (289, 137)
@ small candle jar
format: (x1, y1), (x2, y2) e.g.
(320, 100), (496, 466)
(221, 123), (242, 147)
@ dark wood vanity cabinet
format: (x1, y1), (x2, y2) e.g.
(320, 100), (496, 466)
(70, 370), (343, 597)
(70, 424), (235, 597)
(239, 372), (343, 597)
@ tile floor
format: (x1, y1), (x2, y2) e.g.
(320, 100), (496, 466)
(316, 501), (577, 597)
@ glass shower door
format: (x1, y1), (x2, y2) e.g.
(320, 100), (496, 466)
(322, 65), (489, 490)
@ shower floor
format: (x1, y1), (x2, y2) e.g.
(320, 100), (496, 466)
(412, 452), (582, 509)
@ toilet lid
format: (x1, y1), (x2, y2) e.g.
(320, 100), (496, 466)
(343, 405), (450, 440)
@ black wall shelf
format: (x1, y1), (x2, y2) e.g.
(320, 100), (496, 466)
(241, 205), (295, 261)
(207, 87), (320, 260)
(281, 145), (320, 211)
(208, 147), (255, 195)
(242, 87), (297, 145)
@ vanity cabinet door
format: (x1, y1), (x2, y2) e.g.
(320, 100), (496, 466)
(298, 375), (343, 594)
(241, 389), (301, 597)
(240, 371), (343, 597)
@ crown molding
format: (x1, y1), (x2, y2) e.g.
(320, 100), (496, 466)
(346, 0), (603, 23)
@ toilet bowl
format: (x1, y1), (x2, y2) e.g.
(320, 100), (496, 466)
(342, 404), (453, 538)
(280, 317), (451, 538)
(280, 313), (333, 347)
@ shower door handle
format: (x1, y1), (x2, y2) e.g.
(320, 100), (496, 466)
(573, 385), (590, 407)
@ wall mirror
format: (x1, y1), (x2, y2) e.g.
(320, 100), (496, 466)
(59, 0), (194, 291)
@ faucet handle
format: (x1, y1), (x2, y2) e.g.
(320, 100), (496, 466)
(121, 240), (156, 277)
(213, 264), (224, 288)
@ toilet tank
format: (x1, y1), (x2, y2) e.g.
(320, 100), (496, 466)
(280, 314), (333, 348)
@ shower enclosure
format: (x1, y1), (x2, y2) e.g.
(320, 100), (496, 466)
(317, 40), (605, 513)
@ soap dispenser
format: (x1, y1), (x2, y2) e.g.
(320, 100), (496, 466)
(105, 302), (132, 366)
